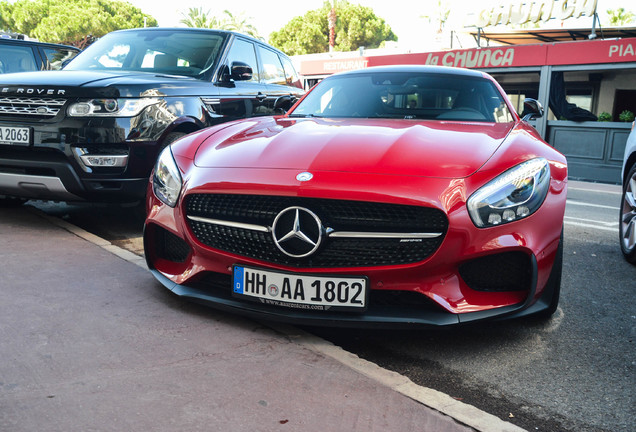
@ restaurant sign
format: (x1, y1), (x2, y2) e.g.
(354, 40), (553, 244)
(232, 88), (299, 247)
(473, 0), (597, 27)
(300, 38), (636, 76)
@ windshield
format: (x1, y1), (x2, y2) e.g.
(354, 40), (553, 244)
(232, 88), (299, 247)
(291, 72), (514, 122)
(65, 29), (227, 79)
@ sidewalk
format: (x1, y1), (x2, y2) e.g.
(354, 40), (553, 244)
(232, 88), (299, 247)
(0, 207), (523, 432)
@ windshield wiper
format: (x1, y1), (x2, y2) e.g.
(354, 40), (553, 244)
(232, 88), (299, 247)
(287, 113), (323, 118)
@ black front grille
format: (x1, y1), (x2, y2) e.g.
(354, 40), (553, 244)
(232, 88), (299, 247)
(185, 194), (448, 268)
(459, 252), (532, 292)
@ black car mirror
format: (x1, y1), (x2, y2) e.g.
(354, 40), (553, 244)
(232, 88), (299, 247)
(230, 61), (252, 81)
(274, 94), (298, 113)
(521, 98), (544, 121)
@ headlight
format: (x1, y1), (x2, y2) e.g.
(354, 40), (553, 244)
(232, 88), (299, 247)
(68, 98), (160, 117)
(467, 158), (550, 228)
(152, 146), (182, 207)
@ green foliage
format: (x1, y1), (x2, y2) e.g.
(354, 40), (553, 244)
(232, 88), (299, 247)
(0, 2), (15, 33)
(0, 0), (157, 46)
(619, 110), (635, 122)
(607, 8), (635, 26)
(269, 11), (327, 55)
(269, 0), (397, 55)
(180, 8), (261, 39)
(598, 112), (612, 122)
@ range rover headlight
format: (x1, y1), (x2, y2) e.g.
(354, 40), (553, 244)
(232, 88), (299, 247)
(467, 158), (550, 228)
(153, 146), (182, 207)
(68, 98), (160, 117)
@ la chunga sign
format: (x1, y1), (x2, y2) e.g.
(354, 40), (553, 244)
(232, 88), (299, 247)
(475, 0), (597, 27)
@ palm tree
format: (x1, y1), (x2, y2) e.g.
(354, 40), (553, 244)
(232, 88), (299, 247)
(221, 10), (261, 39)
(421, 0), (451, 33)
(180, 7), (219, 29)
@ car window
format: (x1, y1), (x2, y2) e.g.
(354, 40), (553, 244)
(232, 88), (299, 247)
(65, 29), (227, 79)
(257, 46), (286, 85)
(225, 38), (259, 83)
(291, 72), (514, 122)
(279, 55), (301, 88)
(42, 47), (79, 70)
(0, 45), (38, 73)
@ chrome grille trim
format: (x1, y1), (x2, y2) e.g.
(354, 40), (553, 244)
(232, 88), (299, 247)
(186, 215), (443, 240)
(187, 215), (271, 233)
(0, 97), (66, 117)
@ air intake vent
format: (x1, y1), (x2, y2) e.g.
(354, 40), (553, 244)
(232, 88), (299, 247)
(459, 252), (531, 292)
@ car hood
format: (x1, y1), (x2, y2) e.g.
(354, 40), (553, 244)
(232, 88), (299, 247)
(0, 70), (208, 98)
(193, 117), (515, 178)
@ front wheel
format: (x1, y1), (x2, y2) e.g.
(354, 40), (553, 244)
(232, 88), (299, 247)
(619, 163), (636, 264)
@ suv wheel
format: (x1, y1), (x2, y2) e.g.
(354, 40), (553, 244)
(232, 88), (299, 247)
(620, 163), (636, 264)
(162, 132), (186, 148)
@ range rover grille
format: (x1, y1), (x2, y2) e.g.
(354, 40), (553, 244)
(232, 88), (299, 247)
(185, 194), (448, 268)
(0, 97), (66, 117)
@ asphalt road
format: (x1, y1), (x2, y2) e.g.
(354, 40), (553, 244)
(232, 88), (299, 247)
(25, 180), (636, 432)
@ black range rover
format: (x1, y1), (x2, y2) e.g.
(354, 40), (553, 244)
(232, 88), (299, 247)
(0, 28), (304, 203)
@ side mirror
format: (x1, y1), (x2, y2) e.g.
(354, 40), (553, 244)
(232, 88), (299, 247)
(274, 94), (298, 113)
(230, 61), (252, 81)
(521, 98), (544, 122)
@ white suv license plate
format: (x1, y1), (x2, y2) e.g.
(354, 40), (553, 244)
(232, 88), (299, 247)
(0, 126), (30, 146)
(233, 266), (368, 312)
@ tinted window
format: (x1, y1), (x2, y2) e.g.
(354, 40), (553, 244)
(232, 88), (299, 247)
(291, 72), (514, 122)
(225, 39), (258, 83)
(43, 47), (78, 70)
(65, 30), (227, 79)
(280, 55), (301, 88)
(257, 46), (286, 85)
(0, 45), (38, 73)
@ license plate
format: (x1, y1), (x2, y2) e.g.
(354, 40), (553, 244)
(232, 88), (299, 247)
(233, 266), (368, 312)
(0, 126), (31, 146)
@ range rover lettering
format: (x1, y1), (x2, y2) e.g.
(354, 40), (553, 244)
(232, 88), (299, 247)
(0, 28), (303, 204)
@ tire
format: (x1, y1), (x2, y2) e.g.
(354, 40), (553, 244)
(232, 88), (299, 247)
(534, 229), (563, 319)
(162, 132), (186, 149)
(619, 163), (636, 264)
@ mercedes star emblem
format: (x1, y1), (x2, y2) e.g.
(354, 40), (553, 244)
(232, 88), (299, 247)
(272, 206), (323, 258)
(296, 172), (313, 182)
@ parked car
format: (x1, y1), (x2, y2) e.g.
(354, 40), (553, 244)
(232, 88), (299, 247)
(0, 36), (79, 73)
(0, 28), (303, 204)
(620, 121), (636, 264)
(143, 65), (568, 327)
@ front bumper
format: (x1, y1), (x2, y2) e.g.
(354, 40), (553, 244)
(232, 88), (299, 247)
(0, 116), (159, 201)
(0, 147), (149, 201)
(147, 260), (558, 328)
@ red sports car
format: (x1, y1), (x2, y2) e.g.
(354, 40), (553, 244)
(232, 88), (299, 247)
(143, 65), (567, 327)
